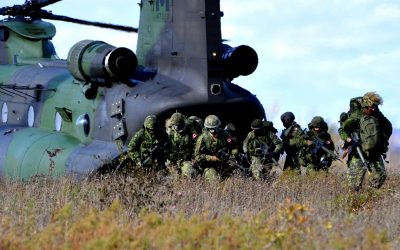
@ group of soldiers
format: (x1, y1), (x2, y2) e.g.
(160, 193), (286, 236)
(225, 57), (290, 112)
(124, 91), (392, 191)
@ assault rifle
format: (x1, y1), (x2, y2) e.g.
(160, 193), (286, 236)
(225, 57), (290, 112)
(306, 131), (343, 164)
(115, 153), (130, 171)
(116, 141), (168, 171)
(217, 149), (248, 174)
(141, 141), (169, 166)
(256, 143), (281, 169)
(343, 132), (371, 172)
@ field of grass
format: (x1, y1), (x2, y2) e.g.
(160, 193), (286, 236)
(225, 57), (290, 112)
(0, 150), (399, 249)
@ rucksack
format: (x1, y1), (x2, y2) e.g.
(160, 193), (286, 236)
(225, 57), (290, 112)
(360, 111), (392, 158)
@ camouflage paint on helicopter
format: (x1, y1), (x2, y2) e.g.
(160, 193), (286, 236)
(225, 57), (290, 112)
(0, 0), (265, 179)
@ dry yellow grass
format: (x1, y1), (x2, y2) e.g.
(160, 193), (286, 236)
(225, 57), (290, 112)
(0, 156), (399, 249)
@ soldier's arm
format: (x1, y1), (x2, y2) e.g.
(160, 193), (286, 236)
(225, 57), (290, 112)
(271, 132), (284, 154)
(338, 126), (350, 142)
(289, 128), (308, 148)
(160, 130), (172, 158)
(127, 129), (144, 161)
(326, 134), (335, 151)
(194, 135), (209, 162)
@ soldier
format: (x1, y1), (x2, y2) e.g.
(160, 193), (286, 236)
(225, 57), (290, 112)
(127, 115), (170, 170)
(298, 116), (335, 172)
(243, 119), (284, 180)
(280, 112), (303, 171)
(187, 115), (204, 135)
(346, 92), (392, 191)
(338, 96), (363, 148)
(167, 112), (198, 177)
(193, 115), (238, 180)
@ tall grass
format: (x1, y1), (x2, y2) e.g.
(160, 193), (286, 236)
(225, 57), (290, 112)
(0, 159), (399, 249)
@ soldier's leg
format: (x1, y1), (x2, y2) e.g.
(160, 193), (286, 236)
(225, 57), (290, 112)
(180, 161), (198, 178)
(267, 162), (282, 180)
(250, 156), (263, 180)
(368, 158), (387, 189)
(204, 168), (218, 181)
(347, 158), (367, 191)
(283, 154), (294, 170)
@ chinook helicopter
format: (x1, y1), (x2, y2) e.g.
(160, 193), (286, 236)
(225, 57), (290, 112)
(0, 0), (265, 179)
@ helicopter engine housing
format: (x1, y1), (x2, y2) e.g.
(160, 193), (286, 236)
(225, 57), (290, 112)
(222, 44), (258, 80)
(67, 40), (137, 84)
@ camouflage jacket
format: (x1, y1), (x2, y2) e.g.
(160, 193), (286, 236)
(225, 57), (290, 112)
(243, 129), (283, 159)
(194, 129), (238, 167)
(127, 128), (170, 167)
(300, 130), (335, 168)
(168, 127), (198, 164)
(340, 110), (363, 141)
(280, 122), (303, 155)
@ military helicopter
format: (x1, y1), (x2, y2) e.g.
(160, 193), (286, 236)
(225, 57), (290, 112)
(0, 0), (265, 179)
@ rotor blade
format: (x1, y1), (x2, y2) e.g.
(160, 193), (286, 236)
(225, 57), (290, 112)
(0, 0), (62, 16)
(30, 0), (63, 10)
(42, 13), (138, 32)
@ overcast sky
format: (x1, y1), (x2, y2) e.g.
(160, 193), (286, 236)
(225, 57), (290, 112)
(1, 0), (399, 130)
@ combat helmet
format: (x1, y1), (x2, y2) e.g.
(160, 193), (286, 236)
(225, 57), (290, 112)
(251, 119), (264, 130)
(281, 112), (295, 127)
(349, 97), (362, 113)
(224, 123), (236, 132)
(170, 112), (185, 126)
(309, 116), (327, 131)
(204, 115), (221, 129)
(170, 112), (186, 132)
(144, 115), (157, 129)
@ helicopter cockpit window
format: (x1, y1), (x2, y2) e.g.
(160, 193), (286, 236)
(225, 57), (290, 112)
(2, 103), (8, 123)
(55, 112), (62, 132)
(28, 106), (35, 127)
(76, 114), (90, 137)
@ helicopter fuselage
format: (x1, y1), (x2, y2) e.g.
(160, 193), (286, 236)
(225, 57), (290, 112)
(0, 0), (266, 179)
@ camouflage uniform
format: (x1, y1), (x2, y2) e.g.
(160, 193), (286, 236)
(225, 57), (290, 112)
(280, 112), (303, 171)
(243, 119), (284, 180)
(167, 112), (199, 177)
(347, 92), (392, 191)
(193, 115), (238, 180)
(187, 115), (204, 135)
(128, 115), (170, 170)
(296, 116), (335, 172)
(339, 97), (363, 144)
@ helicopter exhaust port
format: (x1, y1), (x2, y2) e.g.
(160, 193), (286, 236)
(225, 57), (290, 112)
(67, 40), (138, 83)
(221, 44), (258, 81)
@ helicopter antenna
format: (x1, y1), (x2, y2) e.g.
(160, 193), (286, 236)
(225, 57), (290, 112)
(0, 0), (138, 33)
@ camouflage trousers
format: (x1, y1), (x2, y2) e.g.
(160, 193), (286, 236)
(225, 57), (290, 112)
(167, 160), (197, 178)
(194, 161), (236, 181)
(283, 153), (301, 171)
(347, 157), (387, 191)
(250, 156), (282, 180)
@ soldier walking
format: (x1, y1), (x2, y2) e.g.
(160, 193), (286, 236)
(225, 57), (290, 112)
(299, 116), (336, 173)
(193, 115), (238, 180)
(167, 112), (199, 177)
(280, 112), (303, 171)
(344, 92), (392, 191)
(243, 119), (284, 180)
(127, 115), (171, 170)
